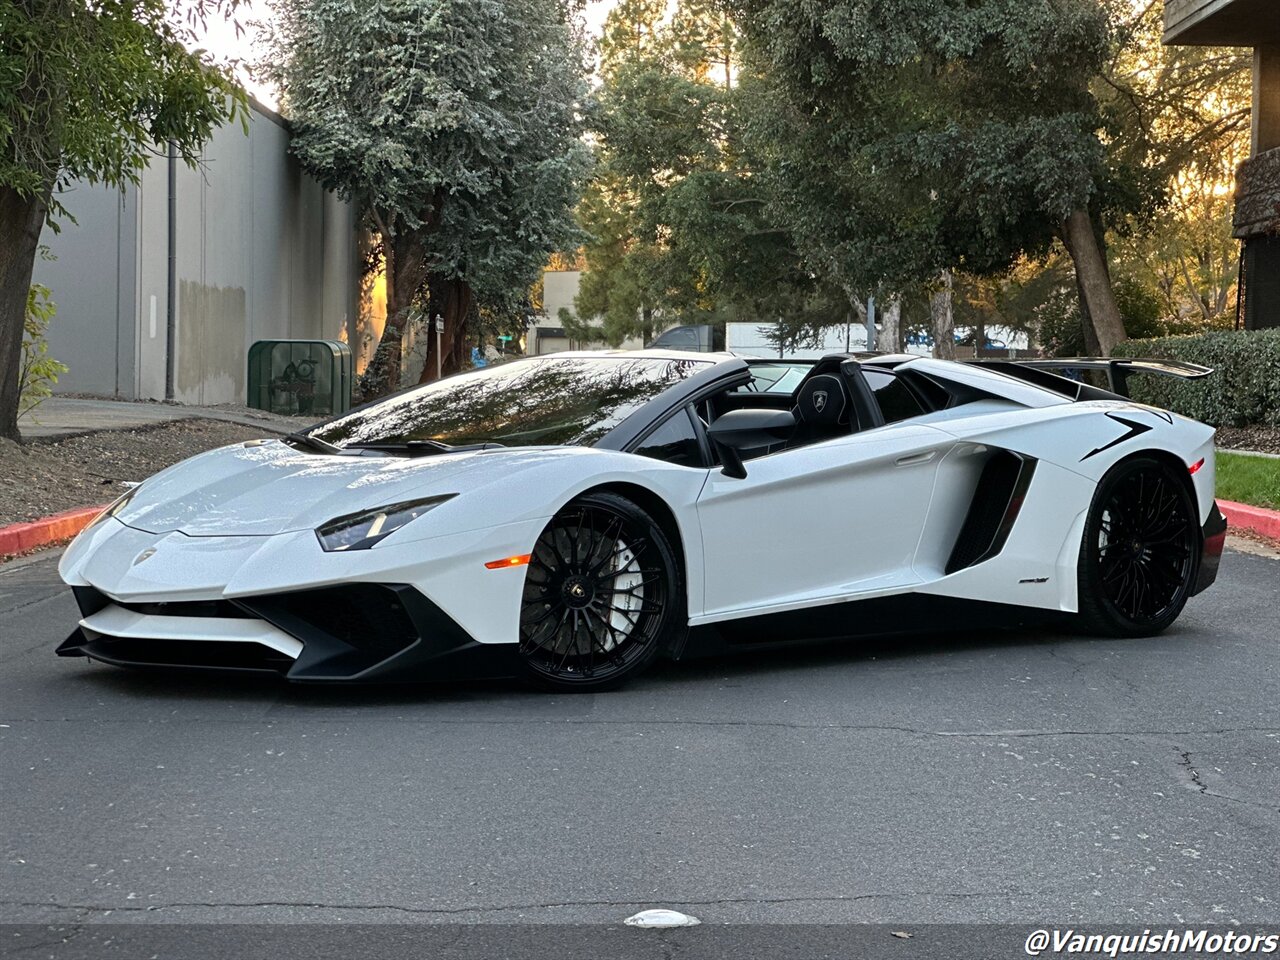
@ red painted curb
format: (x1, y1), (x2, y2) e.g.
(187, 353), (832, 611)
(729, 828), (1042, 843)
(0, 504), (109, 557)
(1219, 499), (1280, 542)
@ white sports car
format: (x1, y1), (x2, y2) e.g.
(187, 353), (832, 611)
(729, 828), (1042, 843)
(57, 350), (1226, 691)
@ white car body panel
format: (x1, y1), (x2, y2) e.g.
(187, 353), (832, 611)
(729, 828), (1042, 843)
(81, 603), (304, 659)
(694, 424), (951, 623)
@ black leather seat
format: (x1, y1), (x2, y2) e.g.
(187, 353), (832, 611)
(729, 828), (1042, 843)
(790, 373), (852, 447)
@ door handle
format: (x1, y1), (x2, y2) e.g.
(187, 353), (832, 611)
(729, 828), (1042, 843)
(895, 451), (936, 467)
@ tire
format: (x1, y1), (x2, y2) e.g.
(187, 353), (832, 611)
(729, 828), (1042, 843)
(1076, 456), (1200, 638)
(518, 492), (681, 692)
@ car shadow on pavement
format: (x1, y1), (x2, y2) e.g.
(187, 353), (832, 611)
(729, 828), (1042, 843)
(48, 616), (1134, 708)
(650, 621), (1091, 683)
(54, 662), (534, 707)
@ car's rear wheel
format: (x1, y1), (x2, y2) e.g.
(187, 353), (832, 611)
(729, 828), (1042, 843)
(1077, 456), (1199, 638)
(518, 492), (680, 691)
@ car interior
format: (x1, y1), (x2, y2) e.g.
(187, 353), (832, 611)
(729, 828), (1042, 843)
(632, 354), (992, 470)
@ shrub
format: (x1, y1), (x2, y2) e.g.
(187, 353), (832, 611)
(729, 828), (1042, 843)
(1113, 329), (1280, 427)
(19, 285), (68, 419)
(1034, 287), (1087, 358)
(1035, 278), (1179, 359)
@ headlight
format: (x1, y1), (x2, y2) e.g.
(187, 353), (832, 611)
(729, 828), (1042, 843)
(315, 495), (456, 552)
(84, 485), (141, 532)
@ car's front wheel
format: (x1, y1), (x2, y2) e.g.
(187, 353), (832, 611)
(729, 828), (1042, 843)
(1076, 456), (1199, 638)
(518, 492), (681, 691)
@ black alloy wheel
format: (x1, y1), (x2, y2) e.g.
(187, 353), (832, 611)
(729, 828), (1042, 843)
(1077, 456), (1199, 637)
(518, 492), (680, 691)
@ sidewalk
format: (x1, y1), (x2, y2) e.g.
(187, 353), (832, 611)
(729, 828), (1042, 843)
(19, 396), (310, 440)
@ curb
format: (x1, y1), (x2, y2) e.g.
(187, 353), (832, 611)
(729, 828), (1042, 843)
(0, 504), (109, 558)
(1219, 499), (1280, 543)
(1221, 448), (1280, 460)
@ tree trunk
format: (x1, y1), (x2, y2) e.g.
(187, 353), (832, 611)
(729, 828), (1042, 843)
(418, 276), (473, 383)
(1074, 268), (1102, 356)
(450, 284), (473, 373)
(0, 185), (51, 442)
(877, 297), (902, 352)
(930, 271), (955, 360)
(1061, 209), (1126, 356)
(447, 294), (470, 373)
(361, 228), (427, 400)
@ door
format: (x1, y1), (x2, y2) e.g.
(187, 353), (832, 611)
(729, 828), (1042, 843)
(694, 424), (953, 622)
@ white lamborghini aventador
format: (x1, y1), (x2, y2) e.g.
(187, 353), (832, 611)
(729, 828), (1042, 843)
(57, 350), (1226, 690)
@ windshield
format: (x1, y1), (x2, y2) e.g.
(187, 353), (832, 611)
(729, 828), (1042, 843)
(310, 355), (713, 449)
(736, 361), (813, 395)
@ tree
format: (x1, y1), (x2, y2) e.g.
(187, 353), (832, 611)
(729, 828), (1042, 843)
(261, 0), (589, 395)
(929, 271), (956, 360)
(733, 0), (1139, 350)
(959, 3), (1253, 350)
(1092, 0), (1251, 333)
(1113, 180), (1241, 329)
(18, 283), (66, 418)
(0, 0), (245, 441)
(576, 0), (842, 347)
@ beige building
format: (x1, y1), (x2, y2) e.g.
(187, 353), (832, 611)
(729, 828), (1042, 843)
(532, 270), (644, 354)
(1165, 0), (1280, 329)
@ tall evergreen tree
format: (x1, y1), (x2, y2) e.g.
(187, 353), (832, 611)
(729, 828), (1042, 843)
(261, 0), (590, 394)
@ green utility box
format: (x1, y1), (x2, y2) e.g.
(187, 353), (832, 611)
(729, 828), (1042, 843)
(247, 339), (353, 417)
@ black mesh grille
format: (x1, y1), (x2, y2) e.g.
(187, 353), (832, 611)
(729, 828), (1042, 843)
(117, 599), (255, 619)
(237, 584), (420, 660)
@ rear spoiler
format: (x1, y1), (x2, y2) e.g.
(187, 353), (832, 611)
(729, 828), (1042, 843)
(964, 357), (1213, 400)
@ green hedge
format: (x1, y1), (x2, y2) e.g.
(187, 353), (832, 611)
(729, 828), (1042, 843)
(1111, 329), (1280, 427)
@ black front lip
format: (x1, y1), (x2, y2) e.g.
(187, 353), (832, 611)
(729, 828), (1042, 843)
(57, 583), (519, 683)
(1191, 501), (1227, 597)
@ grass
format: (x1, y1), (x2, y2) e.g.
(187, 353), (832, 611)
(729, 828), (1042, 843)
(1216, 451), (1280, 511)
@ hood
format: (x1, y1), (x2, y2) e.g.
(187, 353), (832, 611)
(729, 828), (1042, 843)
(116, 440), (563, 537)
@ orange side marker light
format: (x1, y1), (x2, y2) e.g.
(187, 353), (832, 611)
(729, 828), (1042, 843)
(485, 554), (532, 570)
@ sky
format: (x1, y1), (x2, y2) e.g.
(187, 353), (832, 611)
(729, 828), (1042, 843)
(195, 0), (617, 112)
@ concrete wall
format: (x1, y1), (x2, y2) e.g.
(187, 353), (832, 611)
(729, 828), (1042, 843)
(35, 100), (359, 404)
(34, 184), (139, 397)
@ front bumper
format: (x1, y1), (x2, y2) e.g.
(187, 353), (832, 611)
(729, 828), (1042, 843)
(57, 582), (520, 682)
(55, 515), (547, 682)
(1191, 501), (1227, 597)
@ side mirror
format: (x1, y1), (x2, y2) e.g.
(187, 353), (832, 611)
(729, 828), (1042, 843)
(705, 408), (796, 479)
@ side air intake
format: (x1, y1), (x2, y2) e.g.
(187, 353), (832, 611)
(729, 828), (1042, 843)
(945, 452), (1037, 574)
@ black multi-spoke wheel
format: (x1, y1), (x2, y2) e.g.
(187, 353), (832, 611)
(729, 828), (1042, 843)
(1077, 457), (1199, 637)
(518, 492), (680, 691)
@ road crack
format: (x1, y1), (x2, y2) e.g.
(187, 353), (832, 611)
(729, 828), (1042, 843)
(0, 889), (1043, 918)
(3, 716), (1279, 739)
(1174, 748), (1280, 815)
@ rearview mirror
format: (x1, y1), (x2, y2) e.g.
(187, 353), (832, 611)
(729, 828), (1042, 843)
(705, 408), (796, 479)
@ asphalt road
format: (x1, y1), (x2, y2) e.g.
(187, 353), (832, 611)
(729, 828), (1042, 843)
(2, 545), (1278, 938)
